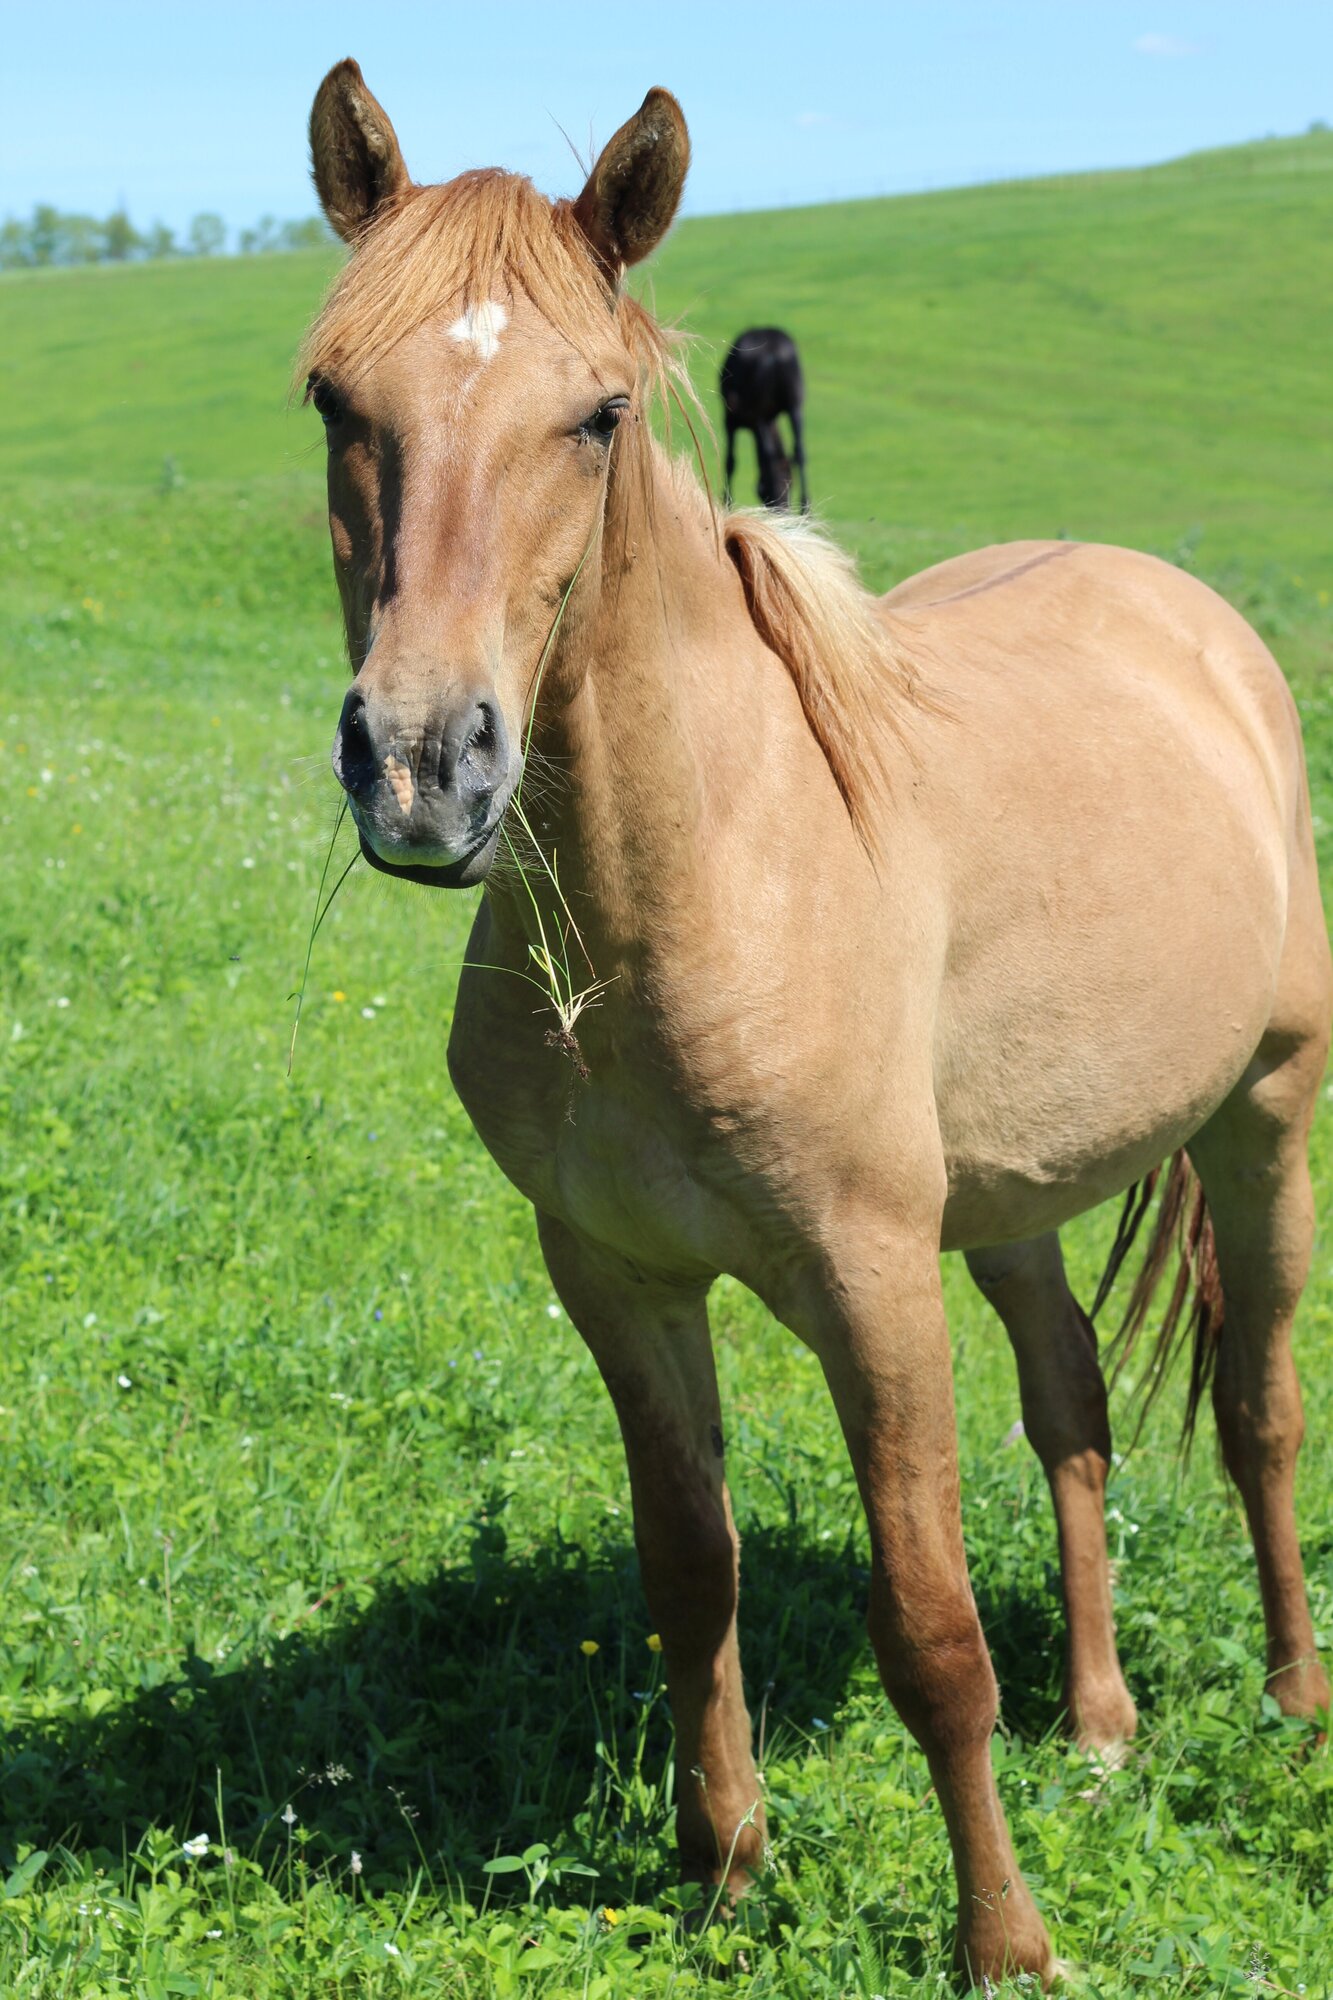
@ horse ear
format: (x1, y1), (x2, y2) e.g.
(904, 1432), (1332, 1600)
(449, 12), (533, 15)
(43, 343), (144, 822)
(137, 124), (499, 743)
(309, 59), (412, 244)
(573, 88), (690, 274)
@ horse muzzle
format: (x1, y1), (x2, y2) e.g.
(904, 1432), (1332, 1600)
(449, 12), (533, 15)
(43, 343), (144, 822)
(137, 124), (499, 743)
(331, 683), (512, 888)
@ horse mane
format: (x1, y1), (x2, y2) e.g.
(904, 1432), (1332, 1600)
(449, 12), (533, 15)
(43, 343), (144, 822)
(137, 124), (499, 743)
(723, 510), (926, 851)
(297, 170), (925, 847)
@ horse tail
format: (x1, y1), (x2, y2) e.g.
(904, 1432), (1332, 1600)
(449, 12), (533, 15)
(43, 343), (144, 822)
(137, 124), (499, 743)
(1091, 1151), (1225, 1452)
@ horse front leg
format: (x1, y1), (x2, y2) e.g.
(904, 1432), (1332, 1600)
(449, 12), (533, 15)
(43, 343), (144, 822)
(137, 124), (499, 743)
(791, 1214), (1055, 1985)
(536, 1214), (766, 1896)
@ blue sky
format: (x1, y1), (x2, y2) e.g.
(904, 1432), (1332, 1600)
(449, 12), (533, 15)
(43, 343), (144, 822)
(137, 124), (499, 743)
(3, 2), (1330, 237)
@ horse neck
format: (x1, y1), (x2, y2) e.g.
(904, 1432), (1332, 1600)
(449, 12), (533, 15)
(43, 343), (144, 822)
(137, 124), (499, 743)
(487, 449), (762, 960)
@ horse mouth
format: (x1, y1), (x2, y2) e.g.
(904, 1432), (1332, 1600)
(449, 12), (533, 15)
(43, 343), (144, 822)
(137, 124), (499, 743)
(357, 822), (501, 889)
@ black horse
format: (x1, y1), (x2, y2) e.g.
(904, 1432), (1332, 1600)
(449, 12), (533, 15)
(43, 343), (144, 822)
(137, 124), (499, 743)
(720, 326), (808, 511)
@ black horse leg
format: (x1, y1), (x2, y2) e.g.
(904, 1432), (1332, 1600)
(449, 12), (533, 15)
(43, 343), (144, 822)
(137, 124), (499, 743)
(723, 421), (737, 506)
(789, 403), (809, 513)
(754, 423), (775, 507)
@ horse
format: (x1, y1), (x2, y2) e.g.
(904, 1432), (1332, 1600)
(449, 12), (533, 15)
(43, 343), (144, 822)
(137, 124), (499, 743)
(720, 325), (808, 510)
(300, 61), (1330, 1985)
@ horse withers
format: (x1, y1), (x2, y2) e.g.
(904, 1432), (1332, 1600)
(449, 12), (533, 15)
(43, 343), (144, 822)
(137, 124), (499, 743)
(301, 61), (1330, 1985)
(721, 325), (808, 510)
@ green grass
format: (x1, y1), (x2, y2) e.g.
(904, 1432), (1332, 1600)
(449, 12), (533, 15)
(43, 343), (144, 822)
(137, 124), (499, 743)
(0, 129), (1331, 1996)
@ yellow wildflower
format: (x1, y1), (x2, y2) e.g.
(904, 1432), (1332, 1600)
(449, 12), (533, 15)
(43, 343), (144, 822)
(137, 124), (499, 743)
(332, 990), (346, 1003)
(646, 1633), (663, 1653)
(602, 1907), (620, 1927)
(580, 1639), (599, 1656)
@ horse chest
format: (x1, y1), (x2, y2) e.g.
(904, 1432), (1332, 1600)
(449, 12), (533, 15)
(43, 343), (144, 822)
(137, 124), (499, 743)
(449, 998), (733, 1278)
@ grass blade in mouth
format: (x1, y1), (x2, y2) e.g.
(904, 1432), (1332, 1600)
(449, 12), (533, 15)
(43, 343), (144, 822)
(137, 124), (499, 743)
(288, 797), (359, 1076)
(487, 503), (609, 1065)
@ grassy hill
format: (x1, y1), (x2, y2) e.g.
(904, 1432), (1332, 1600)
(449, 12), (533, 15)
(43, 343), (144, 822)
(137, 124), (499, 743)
(3, 126), (1331, 583)
(1, 134), (1331, 1997)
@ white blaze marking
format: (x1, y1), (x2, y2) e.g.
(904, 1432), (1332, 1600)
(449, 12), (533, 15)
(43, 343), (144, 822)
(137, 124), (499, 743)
(446, 300), (508, 362)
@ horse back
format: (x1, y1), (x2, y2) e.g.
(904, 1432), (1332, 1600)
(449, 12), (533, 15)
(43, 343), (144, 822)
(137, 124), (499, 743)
(886, 539), (1307, 828)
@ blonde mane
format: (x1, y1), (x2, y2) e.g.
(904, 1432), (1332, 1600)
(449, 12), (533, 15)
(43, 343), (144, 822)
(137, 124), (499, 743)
(298, 169), (924, 849)
(721, 510), (926, 847)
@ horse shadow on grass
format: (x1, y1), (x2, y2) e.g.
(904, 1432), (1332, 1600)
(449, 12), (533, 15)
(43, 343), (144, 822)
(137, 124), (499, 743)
(0, 1520), (1069, 1901)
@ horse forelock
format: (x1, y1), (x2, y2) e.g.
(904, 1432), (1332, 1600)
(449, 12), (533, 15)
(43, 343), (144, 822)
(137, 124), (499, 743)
(296, 169), (681, 407)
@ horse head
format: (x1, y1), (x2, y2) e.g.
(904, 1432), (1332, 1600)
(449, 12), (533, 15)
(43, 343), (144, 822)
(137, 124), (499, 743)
(304, 61), (689, 886)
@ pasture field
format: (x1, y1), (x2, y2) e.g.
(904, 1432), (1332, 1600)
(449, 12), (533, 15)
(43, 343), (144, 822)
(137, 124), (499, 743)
(1, 130), (1331, 1997)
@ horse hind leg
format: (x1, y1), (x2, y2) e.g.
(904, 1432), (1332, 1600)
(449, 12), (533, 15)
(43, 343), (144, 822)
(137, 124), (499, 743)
(1186, 987), (1331, 1718)
(966, 1233), (1138, 1752)
(788, 403), (809, 513)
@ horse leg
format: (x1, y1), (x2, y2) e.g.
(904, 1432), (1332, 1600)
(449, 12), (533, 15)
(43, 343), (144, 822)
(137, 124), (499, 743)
(789, 403), (809, 513)
(966, 1234), (1137, 1751)
(536, 1214), (766, 1891)
(796, 1222), (1054, 1982)
(723, 420), (737, 507)
(753, 422), (776, 507)
(1186, 1015), (1331, 1718)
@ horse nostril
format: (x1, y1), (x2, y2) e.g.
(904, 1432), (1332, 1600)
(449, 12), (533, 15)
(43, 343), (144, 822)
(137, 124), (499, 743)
(464, 702), (496, 761)
(459, 700), (506, 781)
(332, 687), (376, 798)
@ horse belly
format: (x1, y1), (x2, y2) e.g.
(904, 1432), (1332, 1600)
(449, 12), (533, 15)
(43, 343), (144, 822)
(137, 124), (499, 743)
(932, 737), (1289, 1248)
(937, 968), (1275, 1251)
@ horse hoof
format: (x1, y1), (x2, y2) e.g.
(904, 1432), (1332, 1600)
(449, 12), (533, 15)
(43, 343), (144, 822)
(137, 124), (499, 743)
(1068, 1680), (1138, 1757)
(1266, 1657), (1330, 1722)
(954, 1897), (1055, 1989)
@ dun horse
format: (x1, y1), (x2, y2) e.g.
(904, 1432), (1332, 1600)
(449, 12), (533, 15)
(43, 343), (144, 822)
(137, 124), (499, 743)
(301, 61), (1329, 1984)
(720, 326), (808, 510)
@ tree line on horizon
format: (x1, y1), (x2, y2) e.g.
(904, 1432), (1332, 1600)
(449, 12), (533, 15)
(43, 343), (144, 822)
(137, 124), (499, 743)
(0, 205), (334, 270)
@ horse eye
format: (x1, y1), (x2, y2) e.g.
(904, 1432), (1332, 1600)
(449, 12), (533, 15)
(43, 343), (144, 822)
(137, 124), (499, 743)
(308, 374), (344, 426)
(584, 397), (630, 442)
